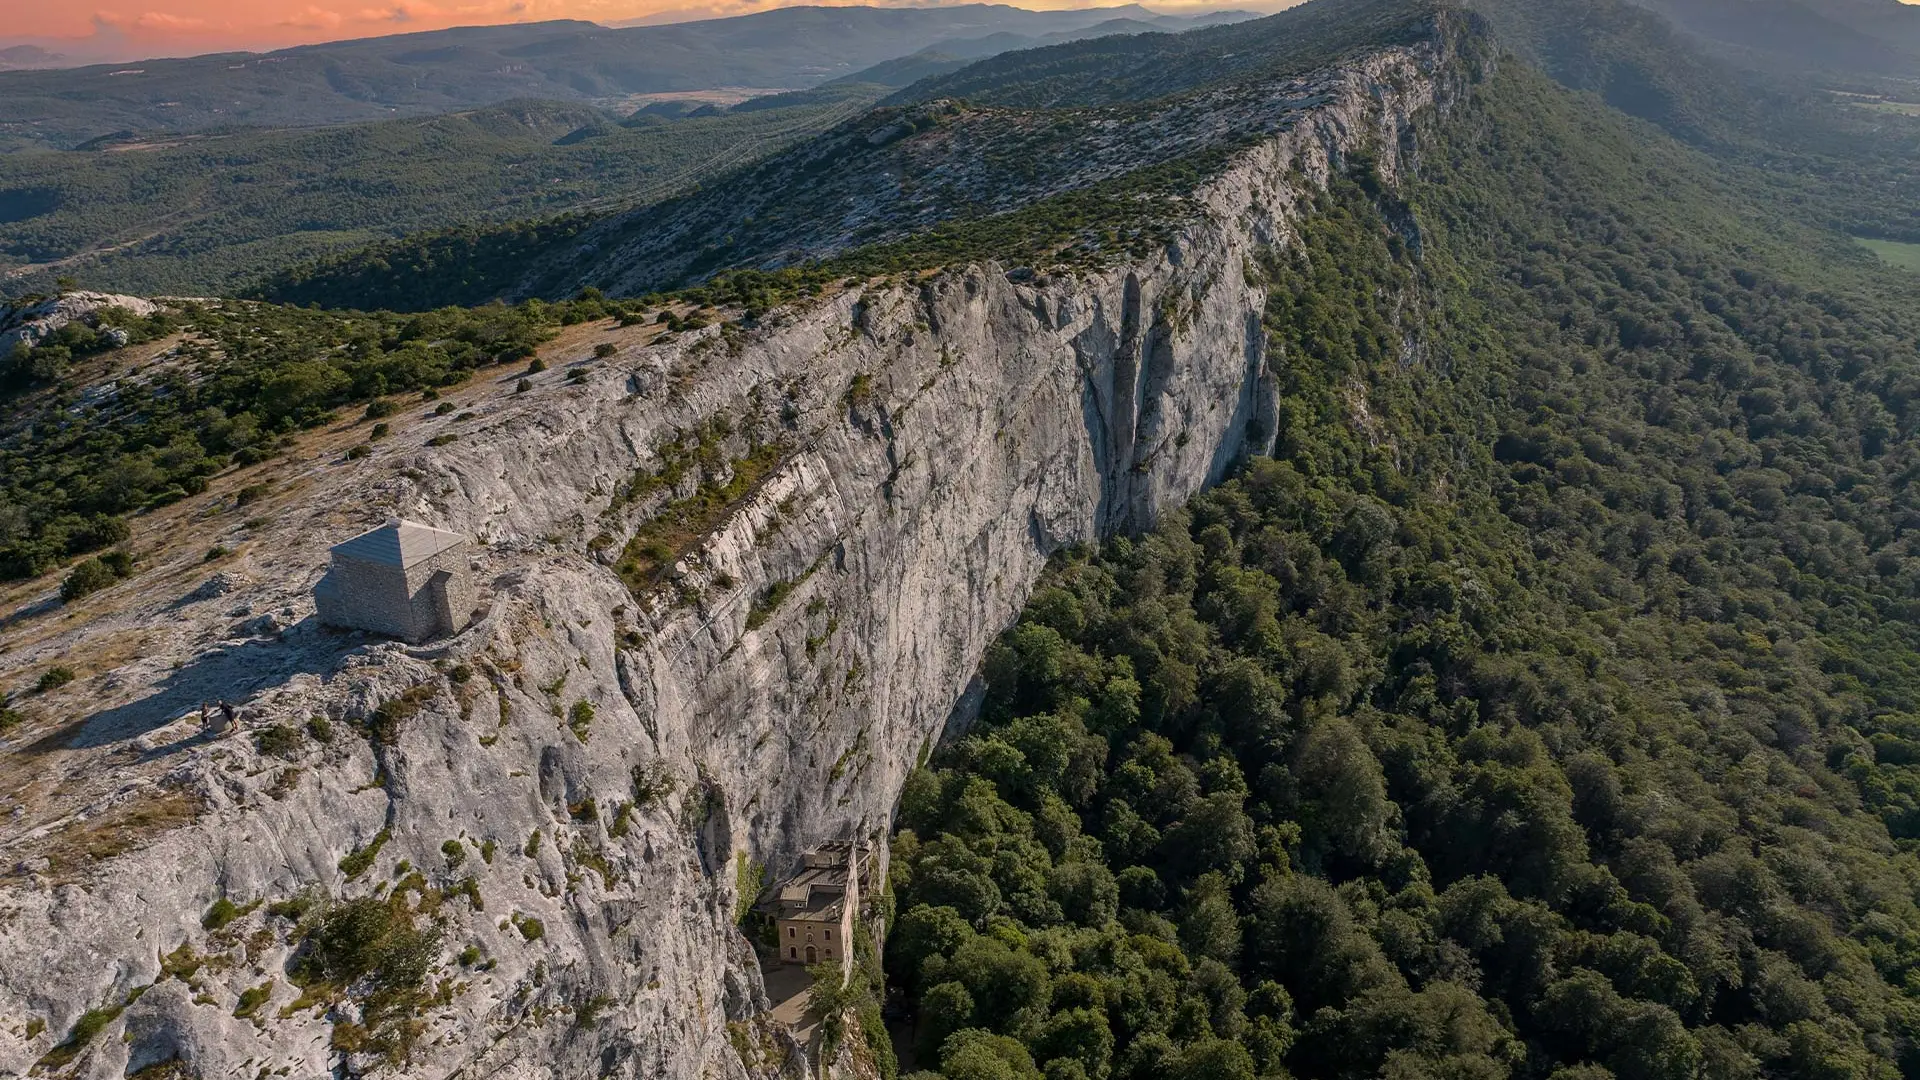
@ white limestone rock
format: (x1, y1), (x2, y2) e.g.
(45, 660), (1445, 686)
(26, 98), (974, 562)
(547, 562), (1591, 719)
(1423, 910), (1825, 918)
(0, 291), (160, 354)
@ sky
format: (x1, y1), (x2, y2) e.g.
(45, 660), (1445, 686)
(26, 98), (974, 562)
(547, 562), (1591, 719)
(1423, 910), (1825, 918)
(0, 0), (1283, 60)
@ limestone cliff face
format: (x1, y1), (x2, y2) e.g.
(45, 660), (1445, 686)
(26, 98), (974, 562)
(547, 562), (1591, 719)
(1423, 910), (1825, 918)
(0, 33), (1461, 1080)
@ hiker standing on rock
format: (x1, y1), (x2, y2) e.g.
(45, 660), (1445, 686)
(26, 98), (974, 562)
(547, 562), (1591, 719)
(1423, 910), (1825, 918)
(200, 700), (238, 737)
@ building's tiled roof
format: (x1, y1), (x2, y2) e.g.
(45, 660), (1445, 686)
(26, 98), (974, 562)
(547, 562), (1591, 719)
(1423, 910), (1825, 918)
(777, 864), (849, 904)
(758, 839), (876, 923)
(331, 518), (466, 568)
(804, 838), (874, 869)
(783, 898), (846, 923)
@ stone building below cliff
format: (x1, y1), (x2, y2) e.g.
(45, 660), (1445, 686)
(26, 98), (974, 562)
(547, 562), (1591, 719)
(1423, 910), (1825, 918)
(313, 519), (474, 643)
(765, 840), (876, 970)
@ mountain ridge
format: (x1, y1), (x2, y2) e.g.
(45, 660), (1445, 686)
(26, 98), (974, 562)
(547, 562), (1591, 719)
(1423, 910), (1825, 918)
(258, 0), (1461, 308)
(0, 4), (1231, 150)
(257, 0), (1920, 314)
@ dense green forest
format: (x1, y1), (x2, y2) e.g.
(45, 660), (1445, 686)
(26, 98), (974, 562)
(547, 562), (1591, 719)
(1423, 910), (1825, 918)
(882, 62), (1920, 1080)
(0, 88), (881, 299)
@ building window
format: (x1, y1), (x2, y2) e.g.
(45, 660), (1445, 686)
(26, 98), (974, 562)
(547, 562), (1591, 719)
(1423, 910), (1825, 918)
(787, 926), (794, 938)
(789, 947), (797, 959)
(825, 929), (832, 940)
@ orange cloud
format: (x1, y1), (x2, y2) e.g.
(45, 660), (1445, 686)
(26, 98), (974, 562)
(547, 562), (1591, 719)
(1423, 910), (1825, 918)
(11, 0), (1918, 60)
(278, 5), (344, 28)
(8, 0), (1295, 57)
(92, 9), (215, 32)
(350, 0), (541, 24)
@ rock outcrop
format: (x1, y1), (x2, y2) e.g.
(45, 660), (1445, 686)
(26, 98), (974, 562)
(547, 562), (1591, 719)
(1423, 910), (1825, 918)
(0, 291), (159, 354)
(0, 27), (1464, 1080)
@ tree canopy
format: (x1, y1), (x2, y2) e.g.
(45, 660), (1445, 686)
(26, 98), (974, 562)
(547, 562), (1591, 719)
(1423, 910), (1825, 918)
(887, 62), (1920, 1080)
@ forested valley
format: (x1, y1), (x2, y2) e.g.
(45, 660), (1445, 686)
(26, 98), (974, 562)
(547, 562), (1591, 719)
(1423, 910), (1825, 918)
(0, 88), (882, 298)
(879, 61), (1920, 1080)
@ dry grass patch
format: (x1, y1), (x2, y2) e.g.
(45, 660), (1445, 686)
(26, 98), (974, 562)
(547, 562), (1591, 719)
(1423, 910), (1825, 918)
(614, 442), (787, 592)
(40, 788), (201, 879)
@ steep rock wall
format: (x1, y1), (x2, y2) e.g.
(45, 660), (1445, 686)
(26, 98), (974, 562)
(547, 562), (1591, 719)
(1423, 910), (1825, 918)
(0, 33), (1462, 1080)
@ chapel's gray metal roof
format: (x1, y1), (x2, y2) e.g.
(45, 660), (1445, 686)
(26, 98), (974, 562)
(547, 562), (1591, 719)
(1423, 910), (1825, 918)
(330, 519), (465, 568)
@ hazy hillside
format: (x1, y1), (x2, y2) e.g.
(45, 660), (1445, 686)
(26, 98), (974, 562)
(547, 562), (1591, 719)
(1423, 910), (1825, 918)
(0, 5), (1250, 298)
(255, 0), (1920, 313)
(261, 0), (1456, 308)
(1467, 0), (1920, 243)
(828, 11), (1260, 89)
(1633, 0), (1920, 77)
(0, 4), (1217, 151)
(0, 86), (884, 298)
(887, 0), (1446, 107)
(0, 46), (64, 71)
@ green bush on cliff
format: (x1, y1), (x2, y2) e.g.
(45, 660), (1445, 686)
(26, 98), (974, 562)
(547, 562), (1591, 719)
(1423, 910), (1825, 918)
(292, 893), (443, 1065)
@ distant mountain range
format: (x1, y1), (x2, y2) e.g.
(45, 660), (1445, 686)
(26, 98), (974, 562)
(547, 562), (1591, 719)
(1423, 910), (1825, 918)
(0, 5), (1254, 150)
(825, 9), (1258, 87)
(0, 5), (1256, 296)
(0, 45), (65, 70)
